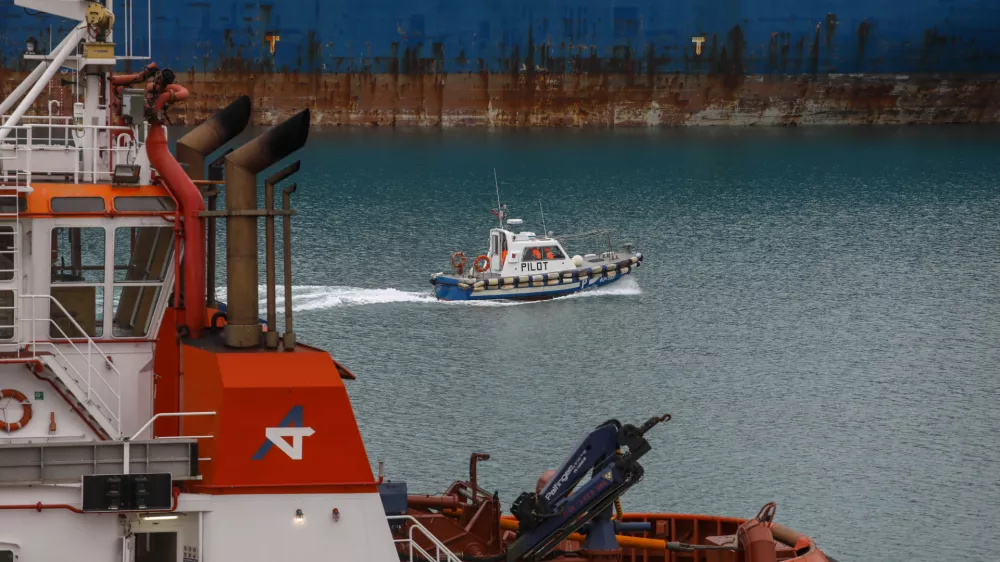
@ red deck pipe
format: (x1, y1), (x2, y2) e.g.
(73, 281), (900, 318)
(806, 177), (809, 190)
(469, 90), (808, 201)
(147, 123), (205, 338)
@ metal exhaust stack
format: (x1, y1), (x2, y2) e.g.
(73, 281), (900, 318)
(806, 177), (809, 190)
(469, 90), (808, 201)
(223, 109), (310, 348)
(176, 96), (251, 310)
(176, 95), (252, 181)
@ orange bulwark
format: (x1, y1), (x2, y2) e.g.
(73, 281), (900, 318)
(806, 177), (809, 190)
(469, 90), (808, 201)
(20, 183), (177, 217)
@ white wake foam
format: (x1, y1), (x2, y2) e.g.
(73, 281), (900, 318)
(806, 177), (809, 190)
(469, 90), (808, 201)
(215, 277), (641, 312)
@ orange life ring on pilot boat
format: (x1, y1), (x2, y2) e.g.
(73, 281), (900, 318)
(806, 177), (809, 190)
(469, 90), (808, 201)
(473, 255), (491, 273)
(0, 388), (32, 432)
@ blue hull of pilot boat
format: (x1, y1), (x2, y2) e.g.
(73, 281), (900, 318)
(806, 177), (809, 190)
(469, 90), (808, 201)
(430, 255), (642, 302)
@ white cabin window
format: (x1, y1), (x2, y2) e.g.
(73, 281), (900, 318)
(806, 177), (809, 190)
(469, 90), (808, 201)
(50, 227), (105, 338)
(112, 226), (172, 337)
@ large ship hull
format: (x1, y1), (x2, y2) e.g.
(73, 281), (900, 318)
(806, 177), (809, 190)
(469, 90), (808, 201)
(1, 0), (999, 126)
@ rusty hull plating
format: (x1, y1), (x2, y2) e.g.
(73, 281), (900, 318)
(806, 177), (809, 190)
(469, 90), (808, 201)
(109, 71), (1000, 127)
(2, 2), (1000, 126)
(222, 109), (310, 348)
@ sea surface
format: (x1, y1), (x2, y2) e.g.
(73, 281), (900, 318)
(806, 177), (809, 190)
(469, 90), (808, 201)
(206, 125), (1000, 562)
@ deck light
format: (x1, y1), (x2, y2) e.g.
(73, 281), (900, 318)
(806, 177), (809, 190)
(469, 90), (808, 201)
(26, 37), (37, 54)
(294, 509), (305, 524)
(142, 514), (178, 521)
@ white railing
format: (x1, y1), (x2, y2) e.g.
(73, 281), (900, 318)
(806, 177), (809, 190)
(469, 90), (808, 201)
(124, 411), (216, 474)
(131, 411), (217, 441)
(15, 293), (125, 437)
(0, 122), (139, 185)
(387, 515), (464, 562)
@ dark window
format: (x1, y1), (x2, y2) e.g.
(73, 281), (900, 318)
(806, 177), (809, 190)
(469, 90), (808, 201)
(50, 227), (105, 338)
(50, 286), (104, 338)
(113, 196), (176, 212)
(51, 197), (105, 213)
(51, 227), (105, 283)
(0, 198), (27, 214)
(0, 290), (13, 340)
(114, 227), (172, 282)
(113, 285), (162, 337)
(112, 226), (173, 338)
(0, 226), (13, 282)
(522, 245), (565, 261)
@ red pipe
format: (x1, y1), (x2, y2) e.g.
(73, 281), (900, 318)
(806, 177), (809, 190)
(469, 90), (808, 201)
(152, 84), (188, 112)
(110, 63), (158, 86)
(147, 123), (205, 338)
(0, 487), (180, 514)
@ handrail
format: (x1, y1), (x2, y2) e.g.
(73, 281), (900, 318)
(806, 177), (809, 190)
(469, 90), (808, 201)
(124, 411), (216, 475)
(0, 122), (139, 184)
(131, 411), (216, 441)
(386, 515), (463, 562)
(18, 293), (124, 437)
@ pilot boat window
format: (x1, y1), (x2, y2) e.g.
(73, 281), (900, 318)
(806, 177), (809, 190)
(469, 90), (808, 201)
(50, 227), (105, 338)
(522, 245), (565, 261)
(112, 227), (172, 337)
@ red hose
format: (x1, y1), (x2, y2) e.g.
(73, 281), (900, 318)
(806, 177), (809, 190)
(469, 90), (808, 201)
(146, 123), (205, 338)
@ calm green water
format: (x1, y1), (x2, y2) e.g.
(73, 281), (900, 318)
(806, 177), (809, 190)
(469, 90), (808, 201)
(206, 125), (1000, 561)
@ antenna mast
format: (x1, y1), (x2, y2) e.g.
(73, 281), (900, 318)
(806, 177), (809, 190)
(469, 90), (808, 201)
(493, 168), (504, 228)
(539, 199), (547, 236)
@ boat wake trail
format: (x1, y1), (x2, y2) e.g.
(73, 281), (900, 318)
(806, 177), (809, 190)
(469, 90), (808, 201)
(216, 278), (641, 312)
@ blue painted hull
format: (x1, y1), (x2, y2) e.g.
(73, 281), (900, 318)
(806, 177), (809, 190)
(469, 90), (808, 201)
(433, 272), (626, 302)
(1, 1), (997, 75)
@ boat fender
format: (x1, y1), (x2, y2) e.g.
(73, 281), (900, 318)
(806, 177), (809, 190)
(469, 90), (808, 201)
(0, 389), (32, 432)
(617, 260), (630, 269)
(487, 278), (499, 287)
(473, 281), (485, 289)
(561, 272), (574, 280)
(458, 283), (471, 290)
(737, 502), (778, 562)
(531, 275), (544, 287)
(546, 272), (559, 281)
(579, 268), (591, 278)
(547, 279), (560, 286)
(518, 276), (530, 284)
(473, 285), (484, 292)
(621, 266), (630, 275)
(606, 270), (617, 279)
(502, 278), (515, 288)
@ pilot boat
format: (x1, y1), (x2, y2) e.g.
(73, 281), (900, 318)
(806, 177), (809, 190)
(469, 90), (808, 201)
(0, 2), (833, 562)
(430, 207), (644, 302)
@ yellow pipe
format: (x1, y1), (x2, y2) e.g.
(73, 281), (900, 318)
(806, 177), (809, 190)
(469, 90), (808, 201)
(498, 517), (668, 551)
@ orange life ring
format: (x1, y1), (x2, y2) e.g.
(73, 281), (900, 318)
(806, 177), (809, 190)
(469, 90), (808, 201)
(0, 388), (32, 432)
(451, 251), (467, 269)
(473, 255), (491, 273)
